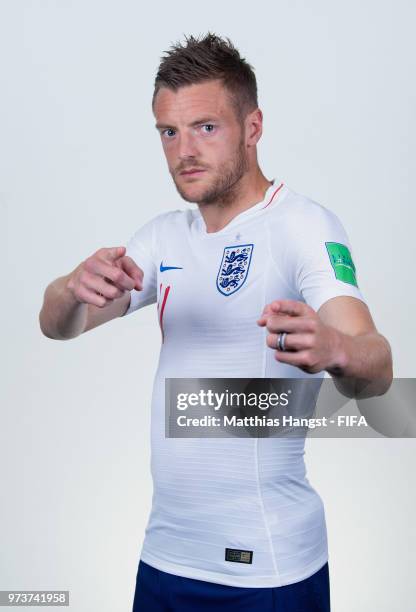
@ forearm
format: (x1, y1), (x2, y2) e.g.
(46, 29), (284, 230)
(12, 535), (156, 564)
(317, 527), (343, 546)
(327, 330), (393, 398)
(39, 271), (88, 340)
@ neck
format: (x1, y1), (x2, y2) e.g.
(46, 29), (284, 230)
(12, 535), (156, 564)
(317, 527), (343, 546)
(198, 168), (273, 234)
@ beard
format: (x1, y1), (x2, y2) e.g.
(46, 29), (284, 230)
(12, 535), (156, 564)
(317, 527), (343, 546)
(171, 135), (249, 207)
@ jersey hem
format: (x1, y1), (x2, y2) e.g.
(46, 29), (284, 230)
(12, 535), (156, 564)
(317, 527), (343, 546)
(139, 548), (329, 588)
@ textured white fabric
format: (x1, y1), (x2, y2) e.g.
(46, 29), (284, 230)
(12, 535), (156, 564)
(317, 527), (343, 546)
(123, 180), (366, 587)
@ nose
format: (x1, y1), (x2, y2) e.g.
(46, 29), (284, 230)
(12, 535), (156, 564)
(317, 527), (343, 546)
(177, 131), (199, 160)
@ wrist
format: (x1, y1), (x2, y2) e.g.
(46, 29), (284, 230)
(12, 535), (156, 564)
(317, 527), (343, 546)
(326, 327), (349, 377)
(64, 268), (84, 305)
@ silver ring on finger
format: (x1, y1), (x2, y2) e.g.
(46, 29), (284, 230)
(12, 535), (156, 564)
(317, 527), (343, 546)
(276, 331), (288, 352)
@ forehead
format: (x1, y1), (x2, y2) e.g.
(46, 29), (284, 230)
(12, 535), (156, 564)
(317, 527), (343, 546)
(153, 79), (236, 122)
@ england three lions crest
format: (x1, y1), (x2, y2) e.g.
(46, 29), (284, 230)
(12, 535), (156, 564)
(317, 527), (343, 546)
(216, 244), (254, 296)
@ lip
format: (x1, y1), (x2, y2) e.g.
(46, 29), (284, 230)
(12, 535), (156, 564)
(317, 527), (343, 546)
(180, 169), (206, 176)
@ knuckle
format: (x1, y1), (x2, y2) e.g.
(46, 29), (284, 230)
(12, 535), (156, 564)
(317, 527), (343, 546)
(300, 353), (313, 368)
(83, 256), (95, 273)
(266, 317), (276, 332)
(79, 267), (88, 283)
(305, 355), (317, 369)
(109, 285), (120, 298)
(76, 286), (89, 304)
(308, 318), (318, 333)
(113, 269), (123, 284)
(96, 292), (108, 306)
(78, 269), (89, 286)
(303, 335), (314, 349)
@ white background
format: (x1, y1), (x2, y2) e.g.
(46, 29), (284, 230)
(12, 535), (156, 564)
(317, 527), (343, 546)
(1, 1), (415, 610)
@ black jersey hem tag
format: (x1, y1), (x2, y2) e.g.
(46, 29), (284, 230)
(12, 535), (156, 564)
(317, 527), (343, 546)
(225, 548), (253, 564)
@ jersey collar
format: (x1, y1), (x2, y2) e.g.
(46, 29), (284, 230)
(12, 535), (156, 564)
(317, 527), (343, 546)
(191, 178), (286, 237)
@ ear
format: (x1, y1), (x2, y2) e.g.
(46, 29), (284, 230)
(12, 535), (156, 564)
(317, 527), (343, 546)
(245, 108), (263, 147)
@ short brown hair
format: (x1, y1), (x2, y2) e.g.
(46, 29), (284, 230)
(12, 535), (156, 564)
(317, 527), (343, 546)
(152, 33), (258, 119)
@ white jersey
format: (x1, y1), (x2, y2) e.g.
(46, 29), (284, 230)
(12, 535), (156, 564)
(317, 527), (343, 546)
(122, 179), (366, 588)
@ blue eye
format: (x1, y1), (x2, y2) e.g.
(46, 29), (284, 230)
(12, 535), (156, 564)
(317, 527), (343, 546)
(202, 124), (215, 133)
(162, 128), (176, 138)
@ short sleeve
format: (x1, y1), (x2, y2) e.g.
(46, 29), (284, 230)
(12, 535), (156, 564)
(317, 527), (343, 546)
(121, 214), (161, 316)
(293, 202), (367, 312)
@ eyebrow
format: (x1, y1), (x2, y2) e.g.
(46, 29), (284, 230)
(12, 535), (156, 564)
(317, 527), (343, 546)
(155, 117), (219, 130)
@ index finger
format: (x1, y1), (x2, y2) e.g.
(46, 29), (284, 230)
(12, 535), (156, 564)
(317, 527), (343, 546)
(272, 299), (311, 317)
(256, 302), (276, 326)
(257, 300), (299, 326)
(101, 246), (126, 262)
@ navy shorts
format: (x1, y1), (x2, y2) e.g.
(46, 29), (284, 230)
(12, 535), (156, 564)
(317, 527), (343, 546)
(132, 559), (331, 611)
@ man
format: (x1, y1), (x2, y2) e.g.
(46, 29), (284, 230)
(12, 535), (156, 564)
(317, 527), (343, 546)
(39, 33), (393, 612)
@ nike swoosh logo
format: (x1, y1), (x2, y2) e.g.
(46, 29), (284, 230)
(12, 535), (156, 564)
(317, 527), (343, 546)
(160, 260), (183, 272)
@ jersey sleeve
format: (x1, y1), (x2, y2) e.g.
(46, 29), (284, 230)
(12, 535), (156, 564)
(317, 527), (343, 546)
(278, 199), (367, 312)
(121, 214), (161, 316)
